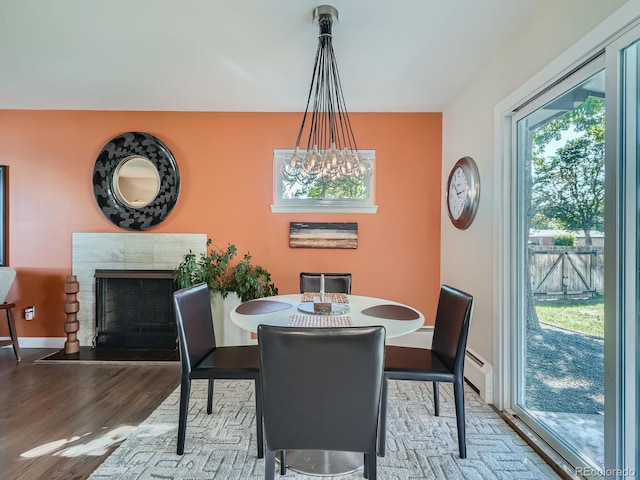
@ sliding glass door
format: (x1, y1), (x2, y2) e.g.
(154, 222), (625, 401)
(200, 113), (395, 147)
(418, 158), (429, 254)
(513, 60), (607, 471)
(509, 23), (640, 477)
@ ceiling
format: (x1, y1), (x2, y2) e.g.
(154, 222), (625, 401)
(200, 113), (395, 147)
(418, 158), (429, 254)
(0, 0), (543, 112)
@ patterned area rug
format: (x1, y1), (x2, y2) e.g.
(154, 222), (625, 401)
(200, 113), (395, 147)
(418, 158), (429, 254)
(89, 380), (560, 479)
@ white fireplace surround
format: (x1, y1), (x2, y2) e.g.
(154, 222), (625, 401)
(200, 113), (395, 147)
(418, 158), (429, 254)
(72, 233), (206, 347)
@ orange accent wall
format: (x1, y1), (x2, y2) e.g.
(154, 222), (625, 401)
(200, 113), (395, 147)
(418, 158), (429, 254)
(0, 110), (441, 339)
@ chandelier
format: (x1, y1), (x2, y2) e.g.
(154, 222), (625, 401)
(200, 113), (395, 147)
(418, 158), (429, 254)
(281, 5), (372, 186)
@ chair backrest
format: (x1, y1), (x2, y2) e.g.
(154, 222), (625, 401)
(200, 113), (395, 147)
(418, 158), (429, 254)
(0, 268), (16, 304)
(173, 283), (216, 376)
(299, 272), (352, 294)
(431, 285), (474, 376)
(258, 325), (385, 453)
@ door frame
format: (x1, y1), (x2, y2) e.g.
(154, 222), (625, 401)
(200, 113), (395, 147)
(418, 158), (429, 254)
(493, 8), (640, 477)
(603, 23), (640, 474)
(510, 57), (605, 471)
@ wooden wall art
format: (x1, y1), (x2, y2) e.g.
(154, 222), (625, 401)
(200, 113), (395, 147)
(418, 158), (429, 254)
(289, 222), (358, 249)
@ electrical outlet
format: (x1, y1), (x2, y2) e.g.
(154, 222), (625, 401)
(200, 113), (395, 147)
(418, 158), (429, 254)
(24, 306), (35, 320)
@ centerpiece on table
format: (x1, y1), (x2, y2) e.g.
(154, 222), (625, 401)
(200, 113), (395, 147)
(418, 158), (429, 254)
(298, 274), (350, 316)
(313, 274), (332, 313)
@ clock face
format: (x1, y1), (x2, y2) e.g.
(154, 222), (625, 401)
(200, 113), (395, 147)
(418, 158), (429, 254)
(446, 156), (480, 229)
(447, 167), (467, 220)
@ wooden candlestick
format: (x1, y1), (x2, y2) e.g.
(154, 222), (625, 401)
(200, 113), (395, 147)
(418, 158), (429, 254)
(64, 275), (80, 354)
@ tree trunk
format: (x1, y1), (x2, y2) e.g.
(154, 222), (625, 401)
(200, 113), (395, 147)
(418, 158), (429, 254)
(526, 245), (541, 330)
(523, 136), (540, 331)
(525, 281), (541, 330)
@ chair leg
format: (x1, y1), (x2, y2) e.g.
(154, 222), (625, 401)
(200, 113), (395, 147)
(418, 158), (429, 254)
(265, 449), (276, 480)
(207, 379), (214, 414)
(432, 382), (440, 416)
(367, 450), (377, 480)
(280, 450), (286, 475)
(177, 376), (191, 455)
(378, 376), (388, 457)
(255, 378), (264, 459)
(5, 307), (20, 362)
(453, 379), (466, 459)
(363, 453), (369, 479)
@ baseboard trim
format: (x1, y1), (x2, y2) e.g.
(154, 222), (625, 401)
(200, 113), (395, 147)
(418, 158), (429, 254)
(0, 337), (66, 349)
(386, 326), (433, 347)
(499, 410), (578, 480)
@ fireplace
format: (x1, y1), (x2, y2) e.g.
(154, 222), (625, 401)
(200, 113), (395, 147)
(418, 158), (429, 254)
(72, 233), (206, 347)
(95, 270), (178, 350)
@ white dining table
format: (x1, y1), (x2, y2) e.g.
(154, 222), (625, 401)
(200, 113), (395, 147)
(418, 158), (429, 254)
(230, 293), (425, 477)
(230, 293), (425, 338)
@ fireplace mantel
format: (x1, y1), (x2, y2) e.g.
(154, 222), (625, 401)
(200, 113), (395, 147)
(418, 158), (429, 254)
(72, 233), (206, 347)
(94, 269), (175, 280)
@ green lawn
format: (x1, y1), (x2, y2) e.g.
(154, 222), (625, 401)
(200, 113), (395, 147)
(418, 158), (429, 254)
(535, 297), (604, 338)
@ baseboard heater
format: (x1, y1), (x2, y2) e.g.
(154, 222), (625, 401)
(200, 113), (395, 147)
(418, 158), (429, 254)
(464, 346), (494, 404)
(393, 327), (494, 404)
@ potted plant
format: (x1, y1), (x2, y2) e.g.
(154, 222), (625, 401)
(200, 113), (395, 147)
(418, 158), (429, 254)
(231, 252), (279, 301)
(174, 239), (237, 295)
(174, 239), (278, 345)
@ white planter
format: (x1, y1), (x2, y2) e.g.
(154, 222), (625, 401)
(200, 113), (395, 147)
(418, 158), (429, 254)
(210, 292), (251, 346)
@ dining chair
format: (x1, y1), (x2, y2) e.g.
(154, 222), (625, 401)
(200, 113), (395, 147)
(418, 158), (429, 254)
(0, 268), (20, 362)
(173, 283), (263, 457)
(258, 324), (385, 480)
(380, 284), (473, 459)
(299, 272), (352, 294)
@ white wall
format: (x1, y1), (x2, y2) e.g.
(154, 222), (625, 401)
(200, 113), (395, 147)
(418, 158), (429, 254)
(440, 0), (631, 369)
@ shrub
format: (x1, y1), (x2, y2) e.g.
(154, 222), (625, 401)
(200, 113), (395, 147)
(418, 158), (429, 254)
(553, 233), (576, 246)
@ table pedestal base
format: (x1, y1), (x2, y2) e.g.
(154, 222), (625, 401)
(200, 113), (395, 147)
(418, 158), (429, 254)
(282, 450), (363, 476)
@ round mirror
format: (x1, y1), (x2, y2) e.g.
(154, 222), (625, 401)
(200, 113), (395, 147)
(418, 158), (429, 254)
(112, 156), (161, 208)
(93, 132), (180, 231)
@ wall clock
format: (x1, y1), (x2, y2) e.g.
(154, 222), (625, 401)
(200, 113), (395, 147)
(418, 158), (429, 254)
(446, 156), (480, 230)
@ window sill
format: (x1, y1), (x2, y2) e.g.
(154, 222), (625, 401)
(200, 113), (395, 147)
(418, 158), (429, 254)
(270, 205), (378, 214)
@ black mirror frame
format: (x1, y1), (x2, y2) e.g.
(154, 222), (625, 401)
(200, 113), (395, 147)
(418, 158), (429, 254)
(93, 132), (180, 231)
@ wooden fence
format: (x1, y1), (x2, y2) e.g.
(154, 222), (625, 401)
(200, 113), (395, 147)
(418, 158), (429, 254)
(529, 246), (604, 299)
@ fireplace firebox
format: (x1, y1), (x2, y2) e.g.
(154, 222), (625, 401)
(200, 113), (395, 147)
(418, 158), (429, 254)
(95, 270), (178, 350)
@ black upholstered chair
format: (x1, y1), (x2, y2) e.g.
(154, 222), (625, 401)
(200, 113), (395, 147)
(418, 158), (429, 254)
(299, 272), (352, 294)
(380, 285), (473, 458)
(173, 283), (263, 457)
(258, 325), (385, 480)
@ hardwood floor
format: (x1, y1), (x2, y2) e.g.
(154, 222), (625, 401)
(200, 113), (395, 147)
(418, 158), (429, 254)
(0, 348), (180, 480)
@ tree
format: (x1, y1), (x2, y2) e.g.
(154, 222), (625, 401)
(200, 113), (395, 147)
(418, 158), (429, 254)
(285, 176), (368, 200)
(531, 97), (605, 246)
(530, 212), (561, 230)
(532, 136), (604, 245)
(531, 96), (605, 154)
(522, 95), (604, 330)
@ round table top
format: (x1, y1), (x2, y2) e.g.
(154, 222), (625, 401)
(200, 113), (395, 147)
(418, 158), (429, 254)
(230, 293), (425, 339)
